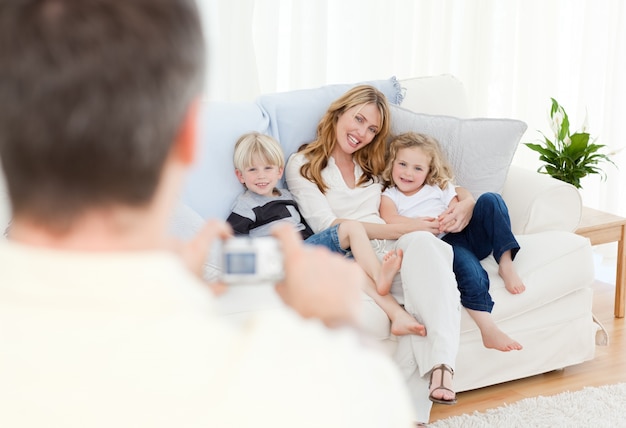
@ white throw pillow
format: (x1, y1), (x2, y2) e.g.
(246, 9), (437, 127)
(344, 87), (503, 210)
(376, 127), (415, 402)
(389, 104), (527, 198)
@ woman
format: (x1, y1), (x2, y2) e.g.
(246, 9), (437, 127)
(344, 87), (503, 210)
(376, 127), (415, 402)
(285, 85), (475, 423)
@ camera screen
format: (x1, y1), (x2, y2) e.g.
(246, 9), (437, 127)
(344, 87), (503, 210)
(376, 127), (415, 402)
(225, 252), (256, 275)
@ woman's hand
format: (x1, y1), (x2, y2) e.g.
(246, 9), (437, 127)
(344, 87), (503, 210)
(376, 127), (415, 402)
(438, 196), (474, 233)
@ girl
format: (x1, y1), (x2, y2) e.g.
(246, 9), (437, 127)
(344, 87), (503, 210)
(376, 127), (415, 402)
(380, 132), (525, 352)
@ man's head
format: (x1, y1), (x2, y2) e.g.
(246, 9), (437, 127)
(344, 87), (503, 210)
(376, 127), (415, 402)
(0, 0), (205, 232)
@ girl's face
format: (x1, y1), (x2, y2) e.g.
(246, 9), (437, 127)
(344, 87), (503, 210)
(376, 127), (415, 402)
(235, 154), (283, 197)
(391, 146), (431, 196)
(333, 103), (381, 157)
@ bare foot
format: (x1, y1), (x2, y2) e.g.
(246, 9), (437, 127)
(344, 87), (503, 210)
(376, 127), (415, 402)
(389, 307), (426, 336)
(376, 249), (403, 295)
(481, 325), (523, 352)
(499, 263), (526, 294)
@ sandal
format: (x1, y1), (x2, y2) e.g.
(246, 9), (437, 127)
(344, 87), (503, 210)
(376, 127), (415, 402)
(428, 364), (457, 405)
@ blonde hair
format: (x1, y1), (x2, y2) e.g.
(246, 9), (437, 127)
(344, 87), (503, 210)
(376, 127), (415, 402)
(297, 85), (391, 193)
(382, 132), (454, 190)
(233, 132), (285, 171)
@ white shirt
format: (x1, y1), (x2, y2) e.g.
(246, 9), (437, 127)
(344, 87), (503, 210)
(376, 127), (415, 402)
(0, 240), (416, 428)
(382, 183), (457, 218)
(285, 152), (385, 233)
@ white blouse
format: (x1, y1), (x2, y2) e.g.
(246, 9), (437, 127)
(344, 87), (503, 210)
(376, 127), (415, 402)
(285, 152), (385, 233)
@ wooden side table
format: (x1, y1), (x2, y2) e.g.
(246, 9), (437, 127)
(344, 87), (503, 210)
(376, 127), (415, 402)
(575, 206), (626, 318)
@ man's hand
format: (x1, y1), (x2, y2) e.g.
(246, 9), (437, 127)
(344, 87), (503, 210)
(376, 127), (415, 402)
(271, 223), (364, 328)
(171, 219), (232, 295)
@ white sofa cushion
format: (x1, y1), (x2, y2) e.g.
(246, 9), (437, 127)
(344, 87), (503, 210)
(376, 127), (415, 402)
(389, 104), (527, 198)
(399, 74), (470, 117)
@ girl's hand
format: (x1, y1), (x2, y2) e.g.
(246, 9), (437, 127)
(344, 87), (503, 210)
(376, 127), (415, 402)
(411, 216), (441, 235)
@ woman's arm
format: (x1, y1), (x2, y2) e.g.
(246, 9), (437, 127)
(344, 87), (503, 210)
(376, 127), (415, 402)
(438, 186), (475, 233)
(285, 153), (339, 232)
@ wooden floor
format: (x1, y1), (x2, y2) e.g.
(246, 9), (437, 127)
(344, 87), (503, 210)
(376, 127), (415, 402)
(430, 280), (626, 422)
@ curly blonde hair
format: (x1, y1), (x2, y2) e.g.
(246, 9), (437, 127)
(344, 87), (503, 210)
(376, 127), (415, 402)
(297, 85), (391, 193)
(382, 132), (454, 190)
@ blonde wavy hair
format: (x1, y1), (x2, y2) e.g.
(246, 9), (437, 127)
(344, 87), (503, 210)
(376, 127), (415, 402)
(382, 132), (455, 190)
(297, 85), (391, 193)
(233, 131), (285, 171)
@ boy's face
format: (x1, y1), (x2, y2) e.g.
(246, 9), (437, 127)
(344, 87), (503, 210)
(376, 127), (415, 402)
(235, 155), (284, 197)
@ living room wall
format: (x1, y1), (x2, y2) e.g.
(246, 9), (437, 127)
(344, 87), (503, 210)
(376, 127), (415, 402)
(201, 0), (625, 216)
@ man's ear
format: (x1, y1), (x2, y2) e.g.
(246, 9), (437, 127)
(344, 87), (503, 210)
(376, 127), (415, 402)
(172, 99), (200, 166)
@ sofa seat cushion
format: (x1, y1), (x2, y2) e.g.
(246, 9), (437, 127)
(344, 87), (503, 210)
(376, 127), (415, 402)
(470, 231), (594, 331)
(357, 231), (594, 340)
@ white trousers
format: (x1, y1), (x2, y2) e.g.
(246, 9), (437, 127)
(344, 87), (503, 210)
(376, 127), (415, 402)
(378, 231), (461, 422)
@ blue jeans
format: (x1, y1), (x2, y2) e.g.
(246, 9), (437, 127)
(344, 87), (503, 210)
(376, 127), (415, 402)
(304, 224), (350, 256)
(442, 192), (520, 312)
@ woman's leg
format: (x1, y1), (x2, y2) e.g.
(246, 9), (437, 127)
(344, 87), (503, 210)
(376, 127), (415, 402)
(391, 231), (460, 405)
(337, 221), (425, 336)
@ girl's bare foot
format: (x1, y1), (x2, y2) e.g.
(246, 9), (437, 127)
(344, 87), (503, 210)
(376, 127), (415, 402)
(499, 263), (526, 294)
(390, 307), (426, 336)
(376, 249), (403, 295)
(467, 308), (522, 352)
(481, 324), (523, 352)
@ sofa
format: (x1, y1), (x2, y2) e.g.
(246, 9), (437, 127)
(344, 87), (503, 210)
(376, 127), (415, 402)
(0, 74), (600, 394)
(174, 74), (600, 393)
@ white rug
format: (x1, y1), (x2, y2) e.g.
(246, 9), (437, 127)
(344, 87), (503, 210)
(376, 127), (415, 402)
(429, 383), (626, 428)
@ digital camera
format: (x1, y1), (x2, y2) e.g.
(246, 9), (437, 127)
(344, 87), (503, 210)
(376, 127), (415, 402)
(221, 236), (284, 284)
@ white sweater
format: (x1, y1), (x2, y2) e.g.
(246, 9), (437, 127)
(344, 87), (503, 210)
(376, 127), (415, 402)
(285, 152), (385, 233)
(0, 240), (415, 428)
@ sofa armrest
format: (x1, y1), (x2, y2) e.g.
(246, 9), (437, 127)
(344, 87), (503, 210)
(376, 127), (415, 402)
(502, 165), (582, 235)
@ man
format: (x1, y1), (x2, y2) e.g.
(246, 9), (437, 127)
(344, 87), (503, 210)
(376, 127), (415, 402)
(0, 0), (415, 427)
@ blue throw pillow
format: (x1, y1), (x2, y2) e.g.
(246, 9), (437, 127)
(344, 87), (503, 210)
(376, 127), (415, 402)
(182, 101), (269, 220)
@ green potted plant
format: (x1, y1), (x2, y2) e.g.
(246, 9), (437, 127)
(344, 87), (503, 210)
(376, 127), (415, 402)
(525, 98), (615, 189)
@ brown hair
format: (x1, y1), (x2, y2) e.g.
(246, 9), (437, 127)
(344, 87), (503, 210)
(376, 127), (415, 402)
(297, 85), (391, 193)
(382, 132), (455, 190)
(0, 0), (204, 231)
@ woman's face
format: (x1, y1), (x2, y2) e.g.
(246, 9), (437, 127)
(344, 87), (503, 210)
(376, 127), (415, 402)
(334, 103), (381, 156)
